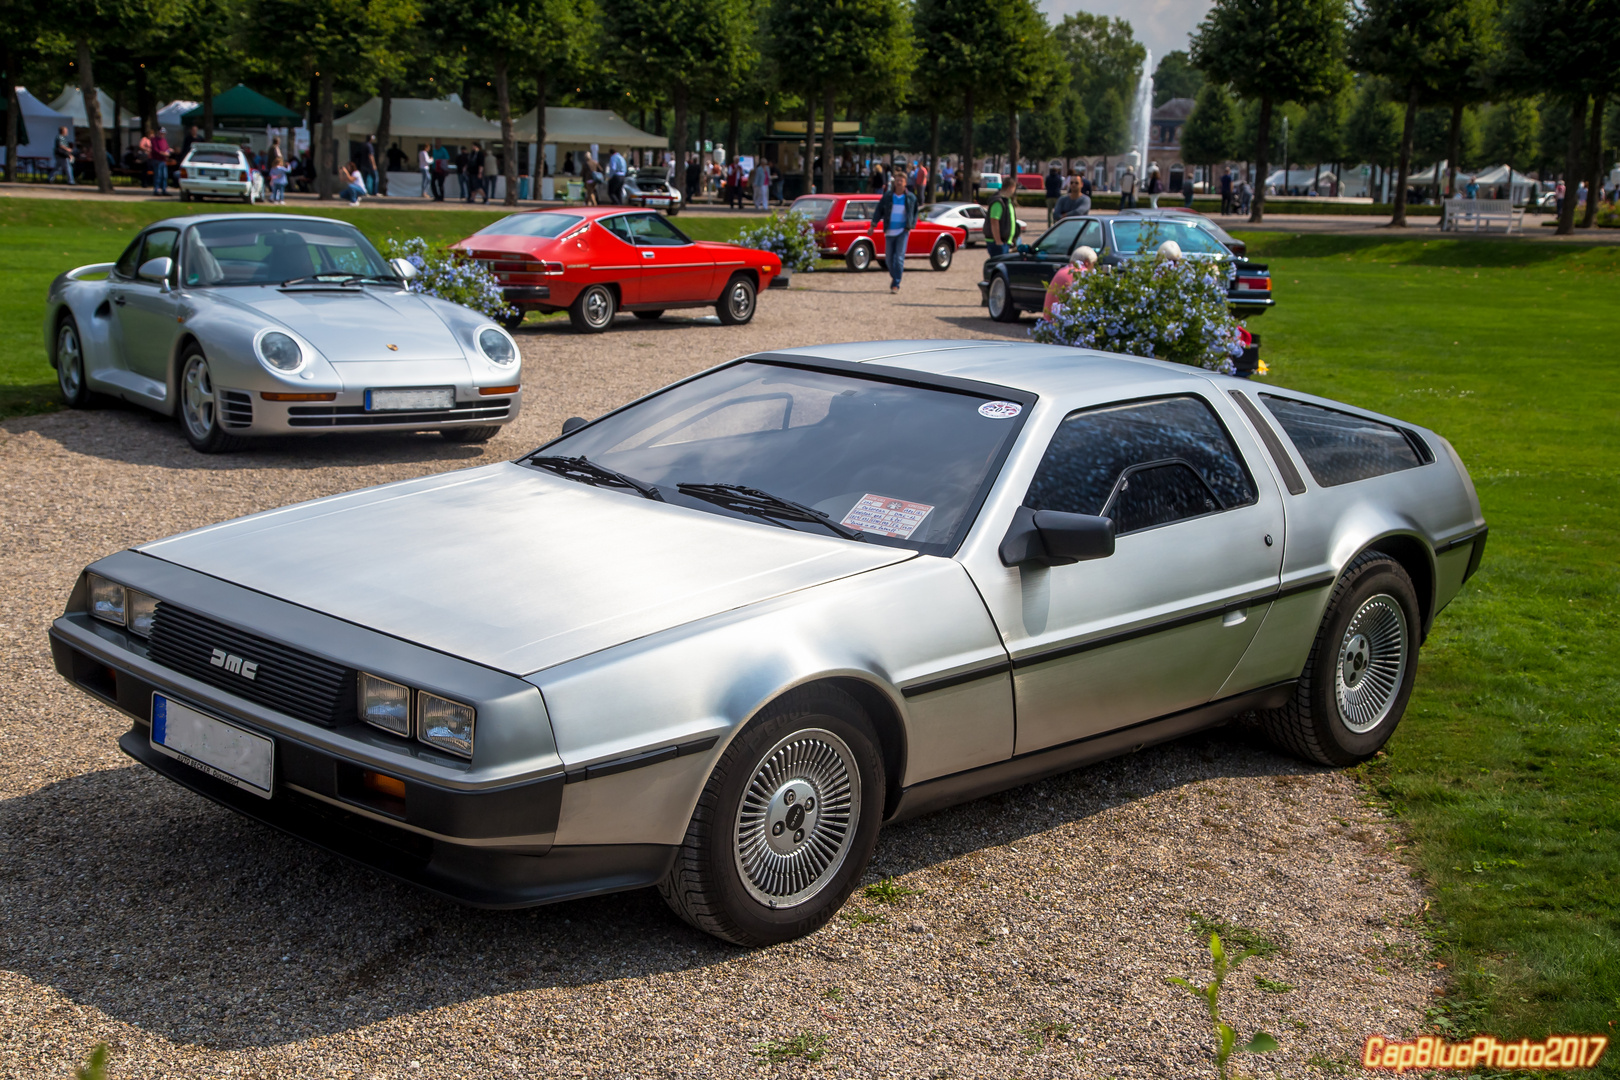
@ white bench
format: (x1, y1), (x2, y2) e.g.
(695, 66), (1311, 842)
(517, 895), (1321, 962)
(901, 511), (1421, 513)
(1443, 197), (1525, 234)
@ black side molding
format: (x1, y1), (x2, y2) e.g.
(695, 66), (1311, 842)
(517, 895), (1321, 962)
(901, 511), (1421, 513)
(564, 735), (719, 784)
(886, 680), (1298, 823)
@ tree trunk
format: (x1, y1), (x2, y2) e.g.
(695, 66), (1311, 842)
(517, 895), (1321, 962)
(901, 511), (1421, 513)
(1581, 91), (1605, 228)
(801, 90), (813, 195)
(375, 79), (393, 195)
(534, 76), (548, 183)
(318, 69), (335, 199)
(495, 59), (517, 206)
(76, 39), (113, 194)
(1007, 106), (1019, 184)
(1391, 82), (1418, 227)
(1558, 94), (1585, 235)
(1250, 96), (1272, 223)
(962, 86), (975, 200)
(673, 83), (689, 199)
(727, 102), (739, 171)
(928, 107), (940, 202)
(1445, 101), (1463, 197)
(202, 64), (214, 139)
(135, 62), (155, 144)
(4, 49), (18, 184)
(821, 85), (835, 197)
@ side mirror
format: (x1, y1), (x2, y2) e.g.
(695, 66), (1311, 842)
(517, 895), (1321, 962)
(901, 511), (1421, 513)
(999, 506), (1115, 567)
(390, 257), (417, 281)
(1016, 243), (1032, 256)
(137, 256), (173, 285)
(560, 416), (588, 435)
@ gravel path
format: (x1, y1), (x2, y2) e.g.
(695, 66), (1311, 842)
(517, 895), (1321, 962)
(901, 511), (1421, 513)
(0, 251), (1435, 1079)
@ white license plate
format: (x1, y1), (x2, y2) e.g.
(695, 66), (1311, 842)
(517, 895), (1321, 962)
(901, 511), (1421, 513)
(367, 387), (455, 412)
(151, 694), (274, 798)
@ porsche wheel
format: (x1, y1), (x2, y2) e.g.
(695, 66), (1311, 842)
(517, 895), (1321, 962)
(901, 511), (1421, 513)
(987, 274), (1019, 322)
(569, 284), (616, 333)
(633, 310), (665, 321)
(845, 241), (874, 272)
(1257, 553), (1420, 766)
(441, 425), (501, 443)
(715, 275), (756, 326)
(930, 237), (955, 271)
(178, 348), (247, 454)
(659, 684), (885, 946)
(55, 315), (93, 409)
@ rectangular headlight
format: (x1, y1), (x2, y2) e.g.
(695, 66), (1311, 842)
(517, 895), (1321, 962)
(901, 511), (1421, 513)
(358, 673), (411, 737)
(417, 692), (475, 758)
(127, 591), (159, 638)
(87, 574), (126, 626)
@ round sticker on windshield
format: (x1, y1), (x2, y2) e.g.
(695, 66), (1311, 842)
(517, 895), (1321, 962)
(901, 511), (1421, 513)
(978, 400), (1023, 419)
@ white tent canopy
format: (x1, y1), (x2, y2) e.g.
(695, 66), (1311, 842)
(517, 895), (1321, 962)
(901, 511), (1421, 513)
(334, 96), (498, 142)
(513, 107), (666, 149)
(1, 88), (72, 162)
(49, 86), (135, 129)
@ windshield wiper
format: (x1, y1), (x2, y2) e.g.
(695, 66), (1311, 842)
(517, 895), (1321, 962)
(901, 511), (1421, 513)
(529, 455), (664, 501)
(675, 483), (863, 540)
(279, 273), (400, 287)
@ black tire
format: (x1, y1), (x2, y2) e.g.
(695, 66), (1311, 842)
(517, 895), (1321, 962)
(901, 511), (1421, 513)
(715, 275), (757, 325)
(440, 425), (501, 443)
(568, 283), (617, 333)
(930, 237), (955, 271)
(633, 309), (665, 321)
(987, 274), (1019, 322)
(499, 310), (525, 331)
(845, 241), (874, 272)
(659, 684), (886, 946)
(177, 347), (248, 453)
(1257, 553), (1422, 766)
(55, 314), (94, 408)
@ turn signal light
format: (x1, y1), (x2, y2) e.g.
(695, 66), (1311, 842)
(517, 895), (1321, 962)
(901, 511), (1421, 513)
(362, 770), (407, 799)
(1237, 277), (1271, 290)
(261, 392), (338, 401)
(479, 385), (520, 396)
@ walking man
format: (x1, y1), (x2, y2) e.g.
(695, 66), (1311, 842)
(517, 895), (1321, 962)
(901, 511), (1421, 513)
(751, 157), (770, 210)
(868, 171), (917, 294)
(1220, 168), (1233, 215)
(359, 135), (378, 195)
(52, 127), (76, 185)
(606, 147), (626, 204)
(1045, 164), (1062, 224)
(986, 176), (1019, 257)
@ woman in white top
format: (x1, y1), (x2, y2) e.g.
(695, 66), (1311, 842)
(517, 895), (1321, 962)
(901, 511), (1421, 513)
(419, 145), (433, 198)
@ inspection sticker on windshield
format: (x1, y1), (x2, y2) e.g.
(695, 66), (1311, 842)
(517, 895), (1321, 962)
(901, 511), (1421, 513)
(840, 495), (934, 539)
(978, 400), (1023, 419)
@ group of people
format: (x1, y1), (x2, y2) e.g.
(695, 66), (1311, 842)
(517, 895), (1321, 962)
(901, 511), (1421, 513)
(415, 141), (498, 202)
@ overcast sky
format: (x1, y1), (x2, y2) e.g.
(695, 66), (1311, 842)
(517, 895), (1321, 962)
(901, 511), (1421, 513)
(1039, 0), (1214, 68)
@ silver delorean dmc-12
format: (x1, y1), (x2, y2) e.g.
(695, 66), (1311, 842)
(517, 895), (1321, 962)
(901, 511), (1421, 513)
(50, 341), (1487, 945)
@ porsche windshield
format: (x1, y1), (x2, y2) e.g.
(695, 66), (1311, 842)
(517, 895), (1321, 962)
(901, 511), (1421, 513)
(536, 361), (1030, 555)
(182, 220), (394, 286)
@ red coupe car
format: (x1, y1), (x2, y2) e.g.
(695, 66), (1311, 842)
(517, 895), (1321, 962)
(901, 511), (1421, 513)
(453, 208), (781, 333)
(789, 194), (969, 273)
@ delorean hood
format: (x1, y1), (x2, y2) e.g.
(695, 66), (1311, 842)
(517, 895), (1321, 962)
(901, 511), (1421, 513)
(138, 462), (914, 675)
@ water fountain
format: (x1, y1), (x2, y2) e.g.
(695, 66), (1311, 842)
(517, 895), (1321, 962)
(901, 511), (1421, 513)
(1131, 49), (1155, 191)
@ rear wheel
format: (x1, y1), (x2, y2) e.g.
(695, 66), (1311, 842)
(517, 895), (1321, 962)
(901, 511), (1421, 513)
(568, 284), (617, 333)
(441, 425), (501, 443)
(930, 237), (955, 271)
(659, 684), (885, 946)
(845, 241), (874, 272)
(178, 348), (247, 454)
(633, 309), (665, 321)
(715, 275), (757, 325)
(499, 310), (525, 331)
(1257, 553), (1421, 765)
(987, 274), (1019, 322)
(55, 315), (93, 409)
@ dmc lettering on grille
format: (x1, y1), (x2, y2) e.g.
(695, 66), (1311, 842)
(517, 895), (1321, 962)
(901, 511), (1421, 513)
(208, 648), (259, 680)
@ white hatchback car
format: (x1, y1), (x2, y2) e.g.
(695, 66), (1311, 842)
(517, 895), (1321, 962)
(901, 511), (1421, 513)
(178, 143), (263, 204)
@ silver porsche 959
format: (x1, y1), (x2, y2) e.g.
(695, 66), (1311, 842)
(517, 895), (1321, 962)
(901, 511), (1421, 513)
(50, 341), (1487, 944)
(43, 214), (522, 452)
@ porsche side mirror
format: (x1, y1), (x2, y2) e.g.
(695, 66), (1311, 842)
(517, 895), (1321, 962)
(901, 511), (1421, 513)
(390, 257), (418, 281)
(998, 506), (1115, 567)
(561, 416), (588, 435)
(137, 256), (173, 285)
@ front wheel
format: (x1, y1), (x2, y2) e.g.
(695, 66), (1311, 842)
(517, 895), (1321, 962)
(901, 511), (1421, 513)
(499, 310), (525, 331)
(987, 274), (1019, 322)
(659, 684), (885, 946)
(568, 284), (617, 333)
(845, 241), (874, 272)
(715, 275), (756, 325)
(178, 349), (247, 453)
(930, 237), (955, 271)
(440, 425), (501, 443)
(55, 315), (93, 408)
(1257, 553), (1421, 765)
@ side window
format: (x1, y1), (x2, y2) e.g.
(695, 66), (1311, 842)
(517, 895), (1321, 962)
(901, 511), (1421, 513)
(628, 213), (690, 246)
(114, 235), (144, 279)
(1024, 395), (1258, 535)
(138, 229), (179, 278)
(1077, 220), (1104, 250)
(842, 201), (875, 222)
(598, 216), (634, 244)
(1033, 218), (1083, 256)
(1260, 395), (1429, 487)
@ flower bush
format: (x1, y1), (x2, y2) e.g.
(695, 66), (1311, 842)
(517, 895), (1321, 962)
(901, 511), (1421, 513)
(380, 236), (515, 321)
(730, 212), (823, 273)
(1031, 253), (1245, 375)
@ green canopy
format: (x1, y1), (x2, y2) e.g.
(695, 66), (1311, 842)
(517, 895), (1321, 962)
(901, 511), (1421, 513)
(181, 84), (301, 128)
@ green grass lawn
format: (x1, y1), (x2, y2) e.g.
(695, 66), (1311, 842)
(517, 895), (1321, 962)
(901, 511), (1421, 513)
(1, 200), (1615, 1064)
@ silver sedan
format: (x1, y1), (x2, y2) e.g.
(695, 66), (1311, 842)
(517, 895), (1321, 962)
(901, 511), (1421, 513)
(43, 213), (523, 452)
(50, 341), (1486, 943)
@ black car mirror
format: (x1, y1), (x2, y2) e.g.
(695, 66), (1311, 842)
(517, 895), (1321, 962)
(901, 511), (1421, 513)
(561, 416), (588, 435)
(998, 506), (1115, 567)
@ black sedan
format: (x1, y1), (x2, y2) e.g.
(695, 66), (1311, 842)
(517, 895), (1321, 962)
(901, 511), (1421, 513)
(979, 211), (1274, 323)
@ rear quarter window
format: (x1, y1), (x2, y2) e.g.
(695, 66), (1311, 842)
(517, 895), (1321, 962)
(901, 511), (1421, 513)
(1260, 394), (1430, 487)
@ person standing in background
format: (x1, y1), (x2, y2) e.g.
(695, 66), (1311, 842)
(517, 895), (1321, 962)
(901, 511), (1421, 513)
(684, 152), (700, 204)
(359, 135), (378, 195)
(1044, 164), (1062, 224)
(454, 146), (469, 199)
(868, 171), (917, 294)
(985, 178), (1019, 257)
(150, 128), (170, 195)
(268, 152), (289, 203)
(606, 147), (626, 204)
(1220, 168), (1234, 215)
(751, 157), (770, 210)
(52, 127), (77, 185)
(1053, 176), (1088, 219)
(418, 144), (432, 197)
(1120, 164), (1137, 209)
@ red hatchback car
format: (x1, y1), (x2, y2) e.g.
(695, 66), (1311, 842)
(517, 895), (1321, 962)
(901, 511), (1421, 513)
(790, 194), (969, 273)
(453, 207), (781, 333)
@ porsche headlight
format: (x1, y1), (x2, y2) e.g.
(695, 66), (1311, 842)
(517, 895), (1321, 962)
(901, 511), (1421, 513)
(256, 330), (304, 373)
(359, 673), (411, 737)
(417, 692), (475, 758)
(87, 574), (126, 626)
(477, 327), (517, 365)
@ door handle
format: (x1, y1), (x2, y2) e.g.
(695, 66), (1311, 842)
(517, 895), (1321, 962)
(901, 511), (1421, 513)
(642, 251), (655, 259)
(112, 294), (126, 305)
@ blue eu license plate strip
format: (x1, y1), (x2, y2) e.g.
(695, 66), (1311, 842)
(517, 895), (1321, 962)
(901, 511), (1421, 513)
(151, 694), (274, 798)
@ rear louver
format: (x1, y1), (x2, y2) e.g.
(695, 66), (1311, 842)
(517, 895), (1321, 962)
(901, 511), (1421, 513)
(219, 390), (253, 429)
(146, 603), (356, 727)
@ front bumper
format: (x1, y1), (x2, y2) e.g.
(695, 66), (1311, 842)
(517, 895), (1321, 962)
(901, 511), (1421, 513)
(215, 386), (521, 435)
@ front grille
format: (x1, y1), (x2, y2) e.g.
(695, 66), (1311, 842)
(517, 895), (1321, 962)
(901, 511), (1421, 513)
(219, 389), (253, 429)
(285, 399), (511, 428)
(147, 603), (356, 727)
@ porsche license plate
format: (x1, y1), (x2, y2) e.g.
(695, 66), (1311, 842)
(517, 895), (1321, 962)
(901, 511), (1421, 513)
(367, 387), (455, 412)
(150, 694), (274, 798)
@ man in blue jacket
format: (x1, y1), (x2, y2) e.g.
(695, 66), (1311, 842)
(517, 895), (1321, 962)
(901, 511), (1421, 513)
(868, 172), (917, 294)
